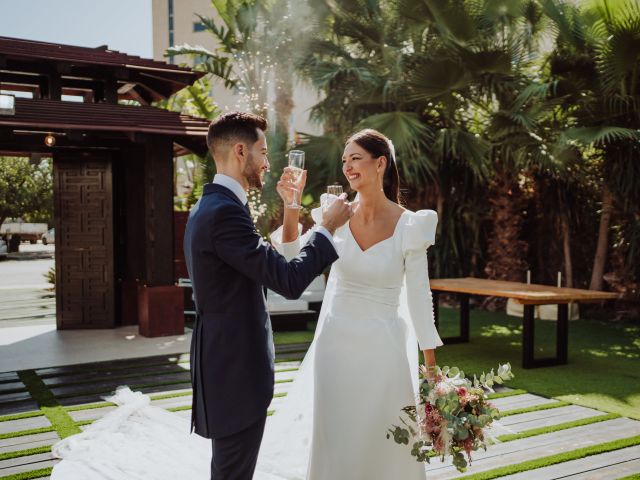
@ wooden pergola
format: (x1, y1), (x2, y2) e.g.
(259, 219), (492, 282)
(0, 36), (210, 335)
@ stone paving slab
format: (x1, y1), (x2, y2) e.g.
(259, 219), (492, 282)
(0, 399), (39, 416)
(57, 393), (114, 408)
(42, 362), (191, 387)
(50, 371), (192, 397)
(0, 453), (58, 477)
(34, 351), (302, 380)
(499, 444), (640, 479)
(494, 404), (606, 434)
(425, 417), (640, 479)
(0, 372), (20, 383)
(0, 431), (59, 455)
(0, 415), (51, 435)
(68, 406), (117, 423)
(56, 381), (195, 407)
(0, 390), (33, 404)
(0, 380), (27, 394)
(34, 354), (192, 377)
(149, 388), (192, 398)
(490, 393), (559, 411)
(150, 396), (192, 410)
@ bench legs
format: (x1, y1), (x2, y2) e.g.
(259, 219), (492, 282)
(522, 303), (569, 369)
(436, 292), (470, 345)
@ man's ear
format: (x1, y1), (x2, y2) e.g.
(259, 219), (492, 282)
(232, 143), (245, 161)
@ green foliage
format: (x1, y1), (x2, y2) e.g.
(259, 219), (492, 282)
(43, 267), (55, 289)
(0, 157), (53, 227)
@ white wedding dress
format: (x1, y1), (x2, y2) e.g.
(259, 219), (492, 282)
(51, 207), (442, 480)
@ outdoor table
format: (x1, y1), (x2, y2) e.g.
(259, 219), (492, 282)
(430, 277), (618, 369)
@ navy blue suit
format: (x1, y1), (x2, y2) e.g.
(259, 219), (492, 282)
(184, 183), (338, 478)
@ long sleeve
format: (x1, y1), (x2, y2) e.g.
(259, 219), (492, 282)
(270, 202), (336, 261)
(402, 210), (444, 350)
(213, 203), (338, 300)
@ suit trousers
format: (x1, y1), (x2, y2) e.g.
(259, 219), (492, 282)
(211, 413), (267, 480)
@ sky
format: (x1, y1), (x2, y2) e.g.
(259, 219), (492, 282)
(0, 0), (153, 58)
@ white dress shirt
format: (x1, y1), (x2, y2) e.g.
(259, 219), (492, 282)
(212, 174), (336, 249)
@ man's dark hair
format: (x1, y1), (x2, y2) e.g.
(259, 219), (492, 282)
(207, 112), (268, 156)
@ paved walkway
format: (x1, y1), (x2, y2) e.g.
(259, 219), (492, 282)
(0, 322), (192, 372)
(1, 348), (639, 479)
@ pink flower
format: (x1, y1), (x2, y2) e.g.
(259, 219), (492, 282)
(463, 437), (474, 455)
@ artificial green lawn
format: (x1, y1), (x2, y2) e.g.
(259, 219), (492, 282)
(433, 306), (640, 420)
(274, 308), (640, 419)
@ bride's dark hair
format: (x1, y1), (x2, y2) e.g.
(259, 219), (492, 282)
(346, 129), (400, 203)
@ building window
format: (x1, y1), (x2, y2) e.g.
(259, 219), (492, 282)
(168, 0), (174, 64)
(193, 22), (206, 32)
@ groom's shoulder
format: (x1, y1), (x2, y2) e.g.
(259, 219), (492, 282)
(198, 191), (245, 222)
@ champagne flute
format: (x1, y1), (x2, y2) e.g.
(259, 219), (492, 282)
(287, 150), (305, 209)
(323, 184), (343, 211)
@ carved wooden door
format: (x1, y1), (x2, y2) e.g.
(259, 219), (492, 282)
(53, 153), (114, 328)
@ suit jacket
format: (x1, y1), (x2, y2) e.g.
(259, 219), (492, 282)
(184, 183), (338, 439)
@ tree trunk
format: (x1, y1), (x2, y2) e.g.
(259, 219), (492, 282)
(589, 185), (613, 291)
(483, 167), (530, 310)
(274, 64), (295, 141)
(436, 188), (445, 237)
(560, 213), (574, 288)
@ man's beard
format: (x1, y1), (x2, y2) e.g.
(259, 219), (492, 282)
(243, 153), (264, 190)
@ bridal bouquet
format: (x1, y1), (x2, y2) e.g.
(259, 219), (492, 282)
(387, 363), (514, 473)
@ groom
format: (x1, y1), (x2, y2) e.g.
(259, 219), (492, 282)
(184, 112), (350, 479)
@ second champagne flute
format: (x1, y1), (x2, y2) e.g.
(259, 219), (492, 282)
(323, 184), (343, 211)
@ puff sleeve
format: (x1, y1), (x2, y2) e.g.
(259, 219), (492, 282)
(402, 210), (443, 350)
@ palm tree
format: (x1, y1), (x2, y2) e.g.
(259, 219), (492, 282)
(394, 0), (550, 294)
(295, 0), (493, 278)
(539, 0), (640, 291)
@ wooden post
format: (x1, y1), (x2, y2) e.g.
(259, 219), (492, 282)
(47, 73), (62, 100)
(143, 135), (174, 285)
(557, 303), (569, 364)
(104, 76), (118, 104)
(522, 304), (535, 369)
(460, 293), (470, 342)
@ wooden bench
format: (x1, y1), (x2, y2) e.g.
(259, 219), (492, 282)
(430, 277), (618, 369)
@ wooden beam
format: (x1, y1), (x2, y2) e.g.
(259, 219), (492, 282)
(47, 72), (62, 100)
(127, 85), (152, 106)
(104, 76), (118, 104)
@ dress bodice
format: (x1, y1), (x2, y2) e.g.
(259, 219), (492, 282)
(329, 211), (409, 307)
(271, 207), (442, 351)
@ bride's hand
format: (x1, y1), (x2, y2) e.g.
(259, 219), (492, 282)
(277, 167), (307, 205)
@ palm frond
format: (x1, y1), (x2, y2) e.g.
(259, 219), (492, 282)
(407, 59), (468, 101)
(357, 111), (435, 159)
(295, 132), (346, 190)
(194, 13), (239, 52)
(561, 126), (640, 145)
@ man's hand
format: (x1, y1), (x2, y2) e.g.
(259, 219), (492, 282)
(321, 193), (352, 235)
(277, 167), (307, 206)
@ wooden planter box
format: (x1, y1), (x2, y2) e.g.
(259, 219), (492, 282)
(138, 285), (184, 337)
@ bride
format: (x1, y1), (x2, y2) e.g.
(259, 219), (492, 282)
(50, 128), (442, 480)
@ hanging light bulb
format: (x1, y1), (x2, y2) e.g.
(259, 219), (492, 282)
(44, 134), (56, 147)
